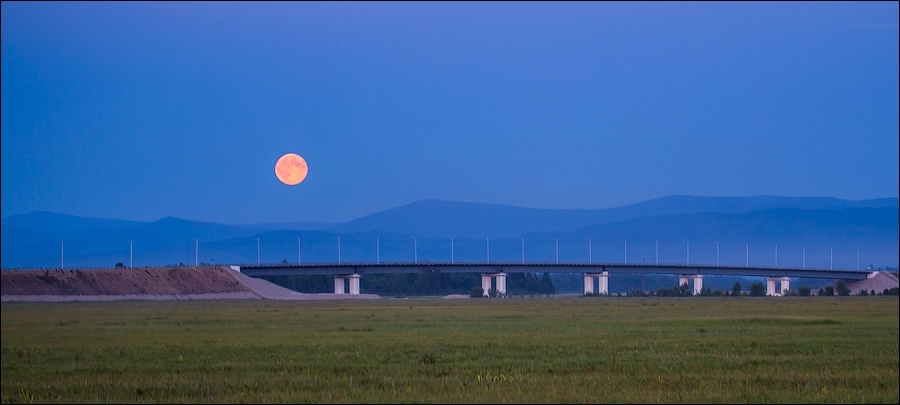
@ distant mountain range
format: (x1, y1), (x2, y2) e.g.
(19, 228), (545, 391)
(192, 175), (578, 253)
(2, 195), (897, 269)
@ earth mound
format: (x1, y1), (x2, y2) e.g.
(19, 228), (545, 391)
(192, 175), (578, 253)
(1, 266), (252, 296)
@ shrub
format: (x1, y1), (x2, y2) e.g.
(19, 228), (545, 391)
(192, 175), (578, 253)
(823, 286), (835, 296)
(798, 286), (811, 296)
(470, 287), (484, 298)
(750, 282), (766, 297)
(115, 262), (126, 269)
(732, 282), (741, 297)
(836, 281), (851, 296)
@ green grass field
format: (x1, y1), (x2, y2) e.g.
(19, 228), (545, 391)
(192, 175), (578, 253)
(2, 296), (898, 403)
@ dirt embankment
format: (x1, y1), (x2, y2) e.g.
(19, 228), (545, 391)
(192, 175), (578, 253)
(1, 266), (252, 296)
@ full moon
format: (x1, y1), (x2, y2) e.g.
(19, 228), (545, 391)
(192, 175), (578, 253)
(274, 153), (308, 186)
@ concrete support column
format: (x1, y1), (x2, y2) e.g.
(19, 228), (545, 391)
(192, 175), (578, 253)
(584, 274), (594, 294)
(598, 271), (609, 295)
(766, 278), (776, 296)
(496, 273), (507, 296)
(334, 276), (346, 294)
(482, 274), (492, 297)
(678, 275), (689, 289)
(348, 274), (361, 295)
(692, 275), (703, 295)
(779, 277), (790, 295)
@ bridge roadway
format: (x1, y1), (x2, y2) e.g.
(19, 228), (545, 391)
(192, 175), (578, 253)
(237, 261), (870, 279)
(235, 262), (874, 296)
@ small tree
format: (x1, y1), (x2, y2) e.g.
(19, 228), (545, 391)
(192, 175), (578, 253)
(836, 281), (851, 296)
(750, 282), (766, 297)
(798, 286), (811, 296)
(824, 286), (835, 296)
(732, 282), (741, 297)
(470, 287), (484, 298)
(678, 282), (692, 297)
(115, 262), (125, 269)
(858, 289), (869, 296)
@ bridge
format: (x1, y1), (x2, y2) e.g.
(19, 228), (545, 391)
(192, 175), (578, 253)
(234, 261), (876, 297)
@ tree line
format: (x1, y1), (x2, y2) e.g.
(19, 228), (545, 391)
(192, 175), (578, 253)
(257, 271), (555, 296)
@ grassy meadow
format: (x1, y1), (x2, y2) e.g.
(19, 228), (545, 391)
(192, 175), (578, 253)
(2, 296), (898, 403)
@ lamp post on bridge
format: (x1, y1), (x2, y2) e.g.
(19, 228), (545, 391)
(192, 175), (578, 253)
(589, 239), (592, 264)
(298, 237), (302, 264)
(555, 239), (559, 264)
(686, 241), (690, 266)
(255, 238), (259, 266)
(486, 238), (490, 264)
(716, 242), (719, 266)
(338, 237), (341, 264)
(655, 240), (658, 265)
(451, 237), (454, 264)
(802, 246), (805, 269)
(623, 239), (627, 264)
(521, 238), (525, 264)
(376, 237), (379, 264)
(196, 239), (200, 267)
(414, 237), (418, 264)
(130, 240), (133, 269)
(774, 244), (778, 267)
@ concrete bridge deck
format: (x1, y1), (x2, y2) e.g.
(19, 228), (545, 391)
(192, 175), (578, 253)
(236, 261), (872, 280)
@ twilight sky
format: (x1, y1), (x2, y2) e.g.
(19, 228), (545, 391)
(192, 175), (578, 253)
(2, 2), (898, 224)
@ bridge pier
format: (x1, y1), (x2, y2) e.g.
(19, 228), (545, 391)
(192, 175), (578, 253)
(678, 275), (703, 295)
(349, 274), (361, 295)
(583, 272), (609, 295)
(334, 275), (345, 294)
(334, 274), (362, 295)
(481, 273), (507, 297)
(766, 277), (790, 296)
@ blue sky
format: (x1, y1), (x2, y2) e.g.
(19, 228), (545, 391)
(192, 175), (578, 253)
(2, 2), (898, 224)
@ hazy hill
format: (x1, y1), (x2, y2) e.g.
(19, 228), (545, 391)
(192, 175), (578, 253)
(326, 196), (898, 238)
(2, 196), (897, 269)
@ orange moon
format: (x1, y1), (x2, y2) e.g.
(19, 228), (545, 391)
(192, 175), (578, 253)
(274, 153), (308, 186)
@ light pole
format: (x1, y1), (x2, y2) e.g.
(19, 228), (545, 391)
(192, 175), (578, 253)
(486, 238), (490, 263)
(623, 239), (627, 264)
(61, 241), (64, 270)
(298, 237), (302, 264)
(589, 239), (592, 264)
(716, 242), (719, 266)
(521, 238), (525, 264)
(555, 239), (559, 264)
(130, 240), (133, 269)
(655, 240), (659, 265)
(802, 246), (805, 269)
(414, 237), (418, 264)
(338, 237), (341, 264)
(746, 244), (749, 267)
(451, 237), (454, 264)
(774, 244), (778, 267)
(686, 241), (690, 265)
(376, 237), (379, 264)
(196, 239), (199, 267)
(857, 249), (859, 270)
(830, 247), (833, 270)
(255, 238), (259, 266)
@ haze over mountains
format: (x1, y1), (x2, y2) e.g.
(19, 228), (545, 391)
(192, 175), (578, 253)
(2, 195), (897, 270)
